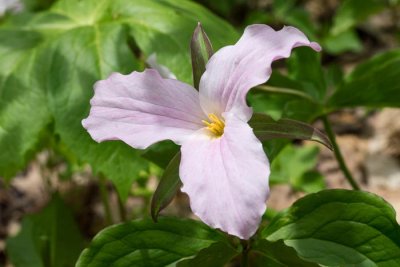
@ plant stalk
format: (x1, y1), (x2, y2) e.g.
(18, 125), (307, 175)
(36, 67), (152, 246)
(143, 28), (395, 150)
(321, 115), (360, 190)
(118, 195), (127, 221)
(240, 240), (249, 267)
(255, 85), (315, 102)
(99, 176), (113, 225)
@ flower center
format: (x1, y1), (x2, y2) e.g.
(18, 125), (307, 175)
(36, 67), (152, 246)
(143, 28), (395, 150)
(202, 113), (225, 137)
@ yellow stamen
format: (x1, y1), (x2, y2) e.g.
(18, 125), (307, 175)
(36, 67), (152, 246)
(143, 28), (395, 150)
(202, 113), (225, 137)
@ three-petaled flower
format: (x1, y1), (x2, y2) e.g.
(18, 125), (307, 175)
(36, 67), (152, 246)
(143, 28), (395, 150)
(82, 24), (320, 239)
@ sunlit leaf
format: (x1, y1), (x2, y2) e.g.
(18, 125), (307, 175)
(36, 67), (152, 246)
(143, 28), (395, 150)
(0, 29), (49, 180)
(269, 144), (325, 193)
(0, 0), (238, 199)
(110, 0), (238, 84)
(323, 29), (363, 55)
(35, 22), (147, 201)
(262, 139), (290, 162)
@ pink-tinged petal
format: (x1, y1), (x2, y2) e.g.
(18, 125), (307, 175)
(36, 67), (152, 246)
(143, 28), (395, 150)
(180, 112), (270, 239)
(199, 25), (321, 121)
(82, 69), (205, 149)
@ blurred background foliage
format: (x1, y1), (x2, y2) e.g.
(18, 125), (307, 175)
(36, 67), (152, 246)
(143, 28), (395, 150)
(0, 0), (399, 266)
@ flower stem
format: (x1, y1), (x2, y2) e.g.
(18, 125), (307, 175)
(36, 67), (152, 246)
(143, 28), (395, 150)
(255, 85), (315, 102)
(118, 195), (127, 221)
(321, 115), (360, 190)
(240, 240), (249, 267)
(99, 175), (113, 225)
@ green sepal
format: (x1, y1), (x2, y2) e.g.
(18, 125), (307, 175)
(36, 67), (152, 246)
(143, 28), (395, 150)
(151, 152), (182, 222)
(191, 22), (213, 89)
(249, 113), (332, 150)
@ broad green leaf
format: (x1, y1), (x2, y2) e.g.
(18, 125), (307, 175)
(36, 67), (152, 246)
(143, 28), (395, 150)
(110, 0), (239, 83)
(249, 72), (323, 122)
(283, 10), (317, 41)
(0, 29), (50, 179)
(328, 49), (400, 109)
(262, 139), (290, 162)
(249, 113), (332, 150)
(35, 22), (147, 201)
(294, 170), (325, 193)
(196, 0), (243, 17)
(142, 141), (180, 169)
(177, 242), (239, 267)
(272, 0), (317, 40)
(283, 99), (323, 122)
(324, 64), (344, 94)
(250, 240), (318, 267)
(248, 92), (290, 121)
(6, 195), (84, 267)
(151, 152), (182, 222)
(331, 0), (388, 35)
(323, 29), (363, 55)
(269, 144), (325, 193)
(191, 22), (213, 89)
(287, 47), (326, 102)
(263, 189), (400, 267)
(0, 0), (238, 199)
(250, 78), (307, 121)
(76, 217), (228, 267)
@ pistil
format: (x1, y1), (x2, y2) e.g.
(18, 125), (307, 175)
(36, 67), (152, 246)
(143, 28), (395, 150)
(202, 113), (225, 137)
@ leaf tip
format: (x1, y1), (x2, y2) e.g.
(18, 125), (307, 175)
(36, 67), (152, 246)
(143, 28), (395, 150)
(150, 199), (159, 223)
(312, 128), (334, 151)
(191, 21), (213, 89)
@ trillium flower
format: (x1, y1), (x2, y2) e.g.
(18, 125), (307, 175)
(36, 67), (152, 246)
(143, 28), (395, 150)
(82, 24), (321, 239)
